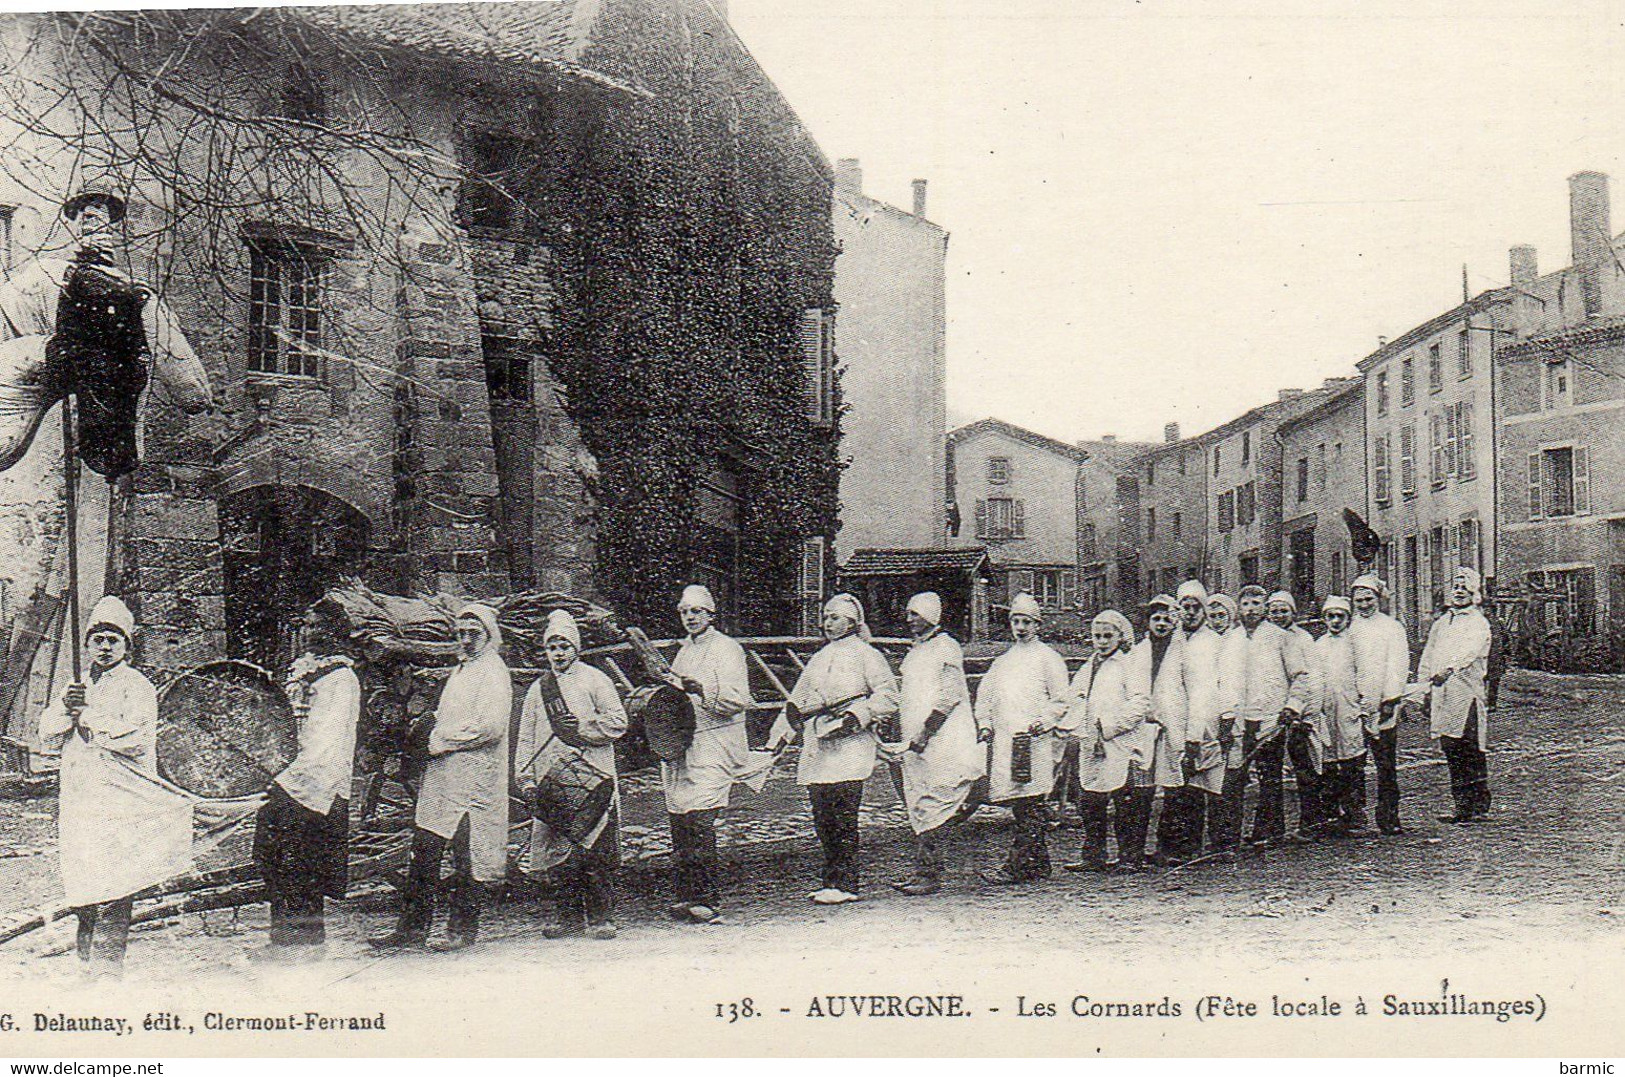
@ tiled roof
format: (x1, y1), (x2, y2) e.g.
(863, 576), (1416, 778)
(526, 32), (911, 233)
(948, 418), (1090, 462)
(285, 1), (643, 95)
(841, 547), (991, 577)
(1500, 316), (1625, 357)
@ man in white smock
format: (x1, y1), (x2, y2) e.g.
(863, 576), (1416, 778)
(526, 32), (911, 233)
(787, 593), (898, 905)
(38, 595), (167, 977)
(1348, 574), (1412, 835)
(661, 585), (751, 924)
(371, 603), (511, 952)
(1412, 568), (1493, 825)
(1314, 595), (1365, 835)
(516, 609), (628, 939)
(1267, 590), (1328, 838)
(1064, 609), (1155, 873)
(883, 592), (982, 896)
(1171, 580), (1226, 857)
(974, 592), (1070, 885)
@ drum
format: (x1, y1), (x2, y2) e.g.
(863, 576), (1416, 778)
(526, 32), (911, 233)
(533, 751), (614, 846)
(628, 683), (696, 763)
(158, 660), (297, 798)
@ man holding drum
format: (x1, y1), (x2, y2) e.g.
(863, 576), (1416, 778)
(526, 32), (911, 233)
(661, 585), (752, 924)
(371, 603), (511, 953)
(516, 609), (629, 940)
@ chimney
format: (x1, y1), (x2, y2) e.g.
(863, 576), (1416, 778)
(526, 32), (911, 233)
(835, 158), (862, 196)
(1509, 244), (1538, 288)
(1278, 388), (1303, 402)
(1163, 422), (1180, 443)
(1569, 170), (1610, 317)
(1101, 434), (1117, 443)
(912, 179), (928, 217)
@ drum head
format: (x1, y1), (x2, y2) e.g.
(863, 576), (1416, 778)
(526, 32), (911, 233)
(632, 684), (696, 763)
(157, 660), (297, 798)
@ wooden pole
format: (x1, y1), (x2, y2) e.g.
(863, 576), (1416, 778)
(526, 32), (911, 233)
(61, 400), (82, 681)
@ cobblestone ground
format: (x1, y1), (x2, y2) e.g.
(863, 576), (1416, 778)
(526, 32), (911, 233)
(0, 669), (1618, 989)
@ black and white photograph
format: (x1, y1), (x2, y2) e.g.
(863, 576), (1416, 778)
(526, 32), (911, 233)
(0, 0), (1618, 1060)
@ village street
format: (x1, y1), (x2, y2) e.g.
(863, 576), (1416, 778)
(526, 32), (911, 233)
(0, 667), (1615, 1017)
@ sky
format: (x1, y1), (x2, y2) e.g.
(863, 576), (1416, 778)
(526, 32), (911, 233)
(727, 0), (1625, 445)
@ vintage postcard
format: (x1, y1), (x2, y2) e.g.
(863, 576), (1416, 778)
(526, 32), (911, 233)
(0, 0), (1618, 1059)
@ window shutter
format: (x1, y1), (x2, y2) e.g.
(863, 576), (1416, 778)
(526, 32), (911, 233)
(1444, 405), (1458, 477)
(1429, 415), (1443, 484)
(1457, 401), (1475, 480)
(1012, 499), (1026, 538)
(974, 498), (988, 540)
(1527, 452), (1543, 519)
(1060, 569), (1077, 610)
(1574, 446), (1590, 515)
(798, 537), (825, 636)
(800, 309), (827, 426)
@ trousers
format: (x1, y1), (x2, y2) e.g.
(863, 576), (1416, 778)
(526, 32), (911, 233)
(1442, 709), (1490, 818)
(808, 781), (864, 893)
(1000, 795), (1052, 879)
(1285, 723), (1325, 832)
(555, 847), (617, 927)
(1078, 786), (1153, 866)
(1362, 725), (1402, 830)
(74, 896), (133, 972)
(669, 809), (720, 906)
(397, 816), (480, 942)
(1157, 784), (1207, 859)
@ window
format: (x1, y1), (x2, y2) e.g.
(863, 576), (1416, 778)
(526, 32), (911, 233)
(1400, 424), (1416, 497)
(1429, 413), (1445, 487)
(481, 335), (531, 404)
(1457, 329), (1472, 379)
(800, 308), (835, 426)
(1401, 356), (1415, 405)
(694, 457), (744, 618)
(1146, 460), (1156, 487)
(1444, 405), (1459, 479)
(1077, 481), (1087, 513)
(1160, 567), (1180, 596)
(798, 537), (825, 636)
(1542, 357), (1572, 411)
(1330, 550), (1346, 596)
(1217, 490), (1235, 533)
(1374, 434), (1392, 505)
(1239, 552), (1261, 587)
(1524, 567), (1598, 636)
(976, 497), (1025, 539)
(1171, 511), (1182, 540)
(1403, 535), (1420, 628)
(1317, 443), (1327, 490)
(987, 456), (1011, 485)
(1178, 451), (1188, 476)
(1458, 518), (1479, 574)
(1238, 481), (1256, 528)
(1455, 400), (1476, 480)
(1080, 522), (1098, 560)
(1427, 343), (1443, 393)
(248, 238), (326, 377)
(1376, 370), (1390, 415)
(1213, 446), (1221, 476)
(1296, 457), (1309, 503)
(1241, 431), (1251, 466)
(1529, 446), (1590, 519)
(1146, 507), (1157, 542)
(1079, 573), (1108, 615)
(1031, 569), (1076, 610)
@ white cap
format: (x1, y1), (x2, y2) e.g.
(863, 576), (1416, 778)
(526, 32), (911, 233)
(86, 595), (135, 641)
(1009, 592), (1042, 620)
(679, 585), (716, 613)
(544, 608), (582, 650)
(906, 592), (943, 626)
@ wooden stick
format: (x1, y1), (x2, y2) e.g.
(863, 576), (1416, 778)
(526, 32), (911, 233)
(61, 400), (81, 681)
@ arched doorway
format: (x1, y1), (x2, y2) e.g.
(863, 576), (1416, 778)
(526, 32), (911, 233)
(220, 485), (370, 672)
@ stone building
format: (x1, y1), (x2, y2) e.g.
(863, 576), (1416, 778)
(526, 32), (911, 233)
(1496, 319), (1625, 668)
(1276, 379), (1365, 610)
(830, 159), (948, 562)
(946, 418), (1086, 625)
(1199, 388), (1334, 596)
(0, 0), (841, 730)
(1073, 432), (1161, 615)
(1122, 425), (1209, 609)
(1359, 172), (1625, 635)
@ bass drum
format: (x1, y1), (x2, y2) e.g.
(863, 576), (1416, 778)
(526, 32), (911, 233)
(626, 683), (696, 764)
(157, 660), (297, 799)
